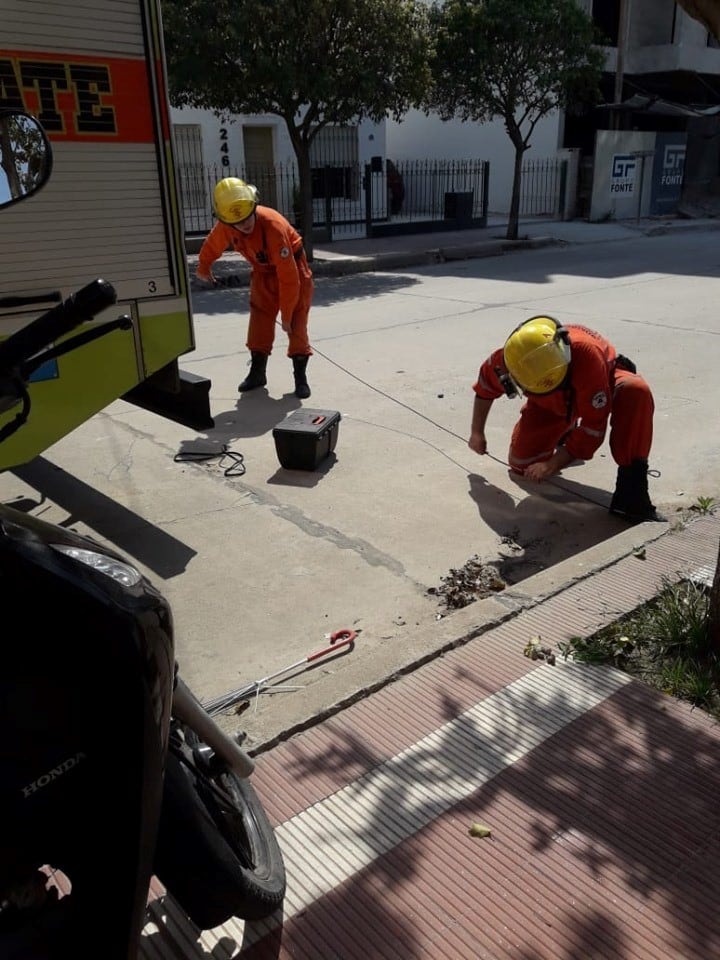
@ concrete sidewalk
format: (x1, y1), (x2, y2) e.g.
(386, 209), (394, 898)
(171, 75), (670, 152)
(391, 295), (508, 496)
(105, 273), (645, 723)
(142, 512), (720, 959)
(9, 213), (719, 758)
(176, 216), (720, 751)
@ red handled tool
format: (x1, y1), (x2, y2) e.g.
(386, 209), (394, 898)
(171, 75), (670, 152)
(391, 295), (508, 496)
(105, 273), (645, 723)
(203, 629), (357, 716)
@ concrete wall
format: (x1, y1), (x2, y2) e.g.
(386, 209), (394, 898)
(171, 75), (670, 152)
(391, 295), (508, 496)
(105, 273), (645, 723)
(602, 0), (720, 74)
(559, 147), (582, 219)
(170, 106), (385, 171)
(171, 103), (564, 216)
(629, 0), (676, 47)
(386, 109), (562, 214)
(590, 130), (656, 221)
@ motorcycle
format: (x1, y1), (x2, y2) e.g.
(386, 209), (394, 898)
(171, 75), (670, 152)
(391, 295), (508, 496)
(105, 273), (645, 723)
(0, 110), (286, 959)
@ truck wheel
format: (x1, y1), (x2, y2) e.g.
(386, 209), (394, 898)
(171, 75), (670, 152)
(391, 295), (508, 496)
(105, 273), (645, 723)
(153, 724), (286, 929)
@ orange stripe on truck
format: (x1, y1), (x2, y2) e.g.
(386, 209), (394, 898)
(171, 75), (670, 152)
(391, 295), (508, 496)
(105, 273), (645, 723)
(0, 50), (155, 143)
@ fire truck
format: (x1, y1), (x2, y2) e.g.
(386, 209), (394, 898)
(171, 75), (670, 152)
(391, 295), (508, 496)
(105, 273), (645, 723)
(0, 0), (211, 470)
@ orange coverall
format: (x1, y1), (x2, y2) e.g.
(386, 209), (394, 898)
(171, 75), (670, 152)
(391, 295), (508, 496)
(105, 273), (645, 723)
(197, 206), (313, 357)
(473, 325), (654, 471)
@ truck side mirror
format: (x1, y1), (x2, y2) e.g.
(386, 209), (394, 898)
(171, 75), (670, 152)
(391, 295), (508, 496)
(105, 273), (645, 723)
(0, 111), (53, 210)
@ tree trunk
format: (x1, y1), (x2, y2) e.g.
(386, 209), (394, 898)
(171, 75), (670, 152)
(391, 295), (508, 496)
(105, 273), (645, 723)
(707, 536), (720, 657)
(505, 141), (525, 241)
(298, 147), (315, 262)
(284, 124), (315, 261)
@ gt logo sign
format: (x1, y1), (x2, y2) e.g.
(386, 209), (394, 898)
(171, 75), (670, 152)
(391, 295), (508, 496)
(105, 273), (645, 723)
(663, 145), (686, 171)
(661, 144), (686, 186)
(612, 155), (636, 179)
(611, 154), (636, 194)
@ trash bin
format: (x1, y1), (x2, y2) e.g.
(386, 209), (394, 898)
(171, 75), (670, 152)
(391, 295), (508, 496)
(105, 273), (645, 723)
(444, 191), (474, 224)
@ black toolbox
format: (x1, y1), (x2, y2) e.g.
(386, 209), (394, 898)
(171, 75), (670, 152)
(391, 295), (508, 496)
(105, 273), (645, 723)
(273, 408), (341, 470)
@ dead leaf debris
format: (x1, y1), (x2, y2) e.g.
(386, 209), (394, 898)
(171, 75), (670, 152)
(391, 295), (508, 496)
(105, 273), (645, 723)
(428, 555), (506, 611)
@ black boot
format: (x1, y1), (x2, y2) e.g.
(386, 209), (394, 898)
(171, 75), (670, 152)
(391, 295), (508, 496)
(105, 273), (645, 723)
(609, 459), (662, 522)
(292, 355), (311, 399)
(238, 351), (268, 392)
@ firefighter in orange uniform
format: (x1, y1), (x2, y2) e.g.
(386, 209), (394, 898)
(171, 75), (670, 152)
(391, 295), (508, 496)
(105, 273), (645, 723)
(468, 315), (659, 522)
(196, 178), (314, 399)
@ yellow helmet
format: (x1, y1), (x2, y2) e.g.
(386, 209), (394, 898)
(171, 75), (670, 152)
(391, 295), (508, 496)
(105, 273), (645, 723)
(503, 316), (571, 394)
(212, 178), (259, 224)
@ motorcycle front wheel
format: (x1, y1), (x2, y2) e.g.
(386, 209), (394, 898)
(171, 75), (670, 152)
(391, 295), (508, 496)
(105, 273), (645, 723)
(153, 722), (286, 929)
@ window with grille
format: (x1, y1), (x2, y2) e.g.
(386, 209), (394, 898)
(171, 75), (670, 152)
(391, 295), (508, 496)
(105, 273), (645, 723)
(172, 124), (206, 209)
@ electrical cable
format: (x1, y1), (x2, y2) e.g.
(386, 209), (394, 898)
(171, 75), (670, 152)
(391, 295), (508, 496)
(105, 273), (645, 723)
(309, 341), (656, 510)
(174, 443), (246, 477)
(192, 290), (658, 508)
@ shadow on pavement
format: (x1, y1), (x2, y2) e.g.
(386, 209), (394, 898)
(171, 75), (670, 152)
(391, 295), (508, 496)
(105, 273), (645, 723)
(12, 458), (197, 579)
(178, 392), (300, 445)
(467, 470), (628, 582)
(189, 271), (422, 317)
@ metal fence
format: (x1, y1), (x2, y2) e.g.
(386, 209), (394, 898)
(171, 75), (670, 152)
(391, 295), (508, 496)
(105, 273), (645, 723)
(174, 154), (566, 240)
(175, 157), (490, 240)
(519, 157), (568, 218)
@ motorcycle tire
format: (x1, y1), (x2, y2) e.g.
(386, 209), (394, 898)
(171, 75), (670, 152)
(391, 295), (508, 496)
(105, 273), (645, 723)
(153, 723), (286, 929)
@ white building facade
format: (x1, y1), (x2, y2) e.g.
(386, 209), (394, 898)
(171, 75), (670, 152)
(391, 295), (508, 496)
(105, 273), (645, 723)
(170, 0), (720, 229)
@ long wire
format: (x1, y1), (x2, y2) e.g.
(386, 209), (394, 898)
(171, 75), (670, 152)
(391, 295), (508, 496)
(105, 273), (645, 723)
(307, 341), (617, 509)
(203, 286), (654, 508)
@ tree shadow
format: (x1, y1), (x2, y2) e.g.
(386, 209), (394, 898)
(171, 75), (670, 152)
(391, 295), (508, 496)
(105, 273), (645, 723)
(255, 656), (720, 958)
(142, 891), (285, 959)
(189, 270), (422, 317)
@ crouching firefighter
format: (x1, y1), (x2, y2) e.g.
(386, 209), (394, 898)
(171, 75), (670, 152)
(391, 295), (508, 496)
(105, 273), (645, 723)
(468, 316), (661, 523)
(196, 177), (314, 399)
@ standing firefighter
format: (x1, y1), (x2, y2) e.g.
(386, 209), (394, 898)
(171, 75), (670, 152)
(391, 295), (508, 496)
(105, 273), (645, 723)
(468, 316), (660, 523)
(196, 178), (314, 399)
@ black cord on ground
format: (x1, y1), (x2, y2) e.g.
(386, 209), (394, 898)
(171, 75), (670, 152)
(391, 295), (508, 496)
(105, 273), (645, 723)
(174, 444), (246, 477)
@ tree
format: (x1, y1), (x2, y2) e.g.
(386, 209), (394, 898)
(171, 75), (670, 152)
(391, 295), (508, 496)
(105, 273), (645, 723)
(161, 0), (432, 259)
(427, 0), (604, 241)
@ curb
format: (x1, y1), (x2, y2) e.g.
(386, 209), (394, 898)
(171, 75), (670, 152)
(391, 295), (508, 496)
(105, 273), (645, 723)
(187, 219), (720, 290)
(642, 219), (720, 237)
(311, 235), (559, 278)
(188, 235), (561, 290)
(237, 512), (715, 755)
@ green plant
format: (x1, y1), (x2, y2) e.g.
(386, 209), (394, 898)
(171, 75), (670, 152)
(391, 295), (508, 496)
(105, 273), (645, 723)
(558, 632), (634, 666)
(558, 578), (719, 720)
(689, 495), (716, 515)
(636, 578), (710, 659)
(657, 657), (719, 713)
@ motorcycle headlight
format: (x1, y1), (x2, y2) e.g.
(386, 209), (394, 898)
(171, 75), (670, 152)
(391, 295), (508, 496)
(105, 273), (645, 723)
(50, 544), (142, 587)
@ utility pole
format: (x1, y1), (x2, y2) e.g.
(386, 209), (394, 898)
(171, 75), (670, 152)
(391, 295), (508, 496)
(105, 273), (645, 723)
(613, 0), (632, 130)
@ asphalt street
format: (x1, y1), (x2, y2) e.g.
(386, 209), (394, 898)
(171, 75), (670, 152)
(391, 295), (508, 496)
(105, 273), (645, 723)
(4, 223), (719, 748)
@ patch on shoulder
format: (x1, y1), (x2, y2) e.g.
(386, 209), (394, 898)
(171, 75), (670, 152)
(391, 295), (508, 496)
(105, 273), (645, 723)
(591, 390), (608, 409)
(279, 246), (290, 259)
